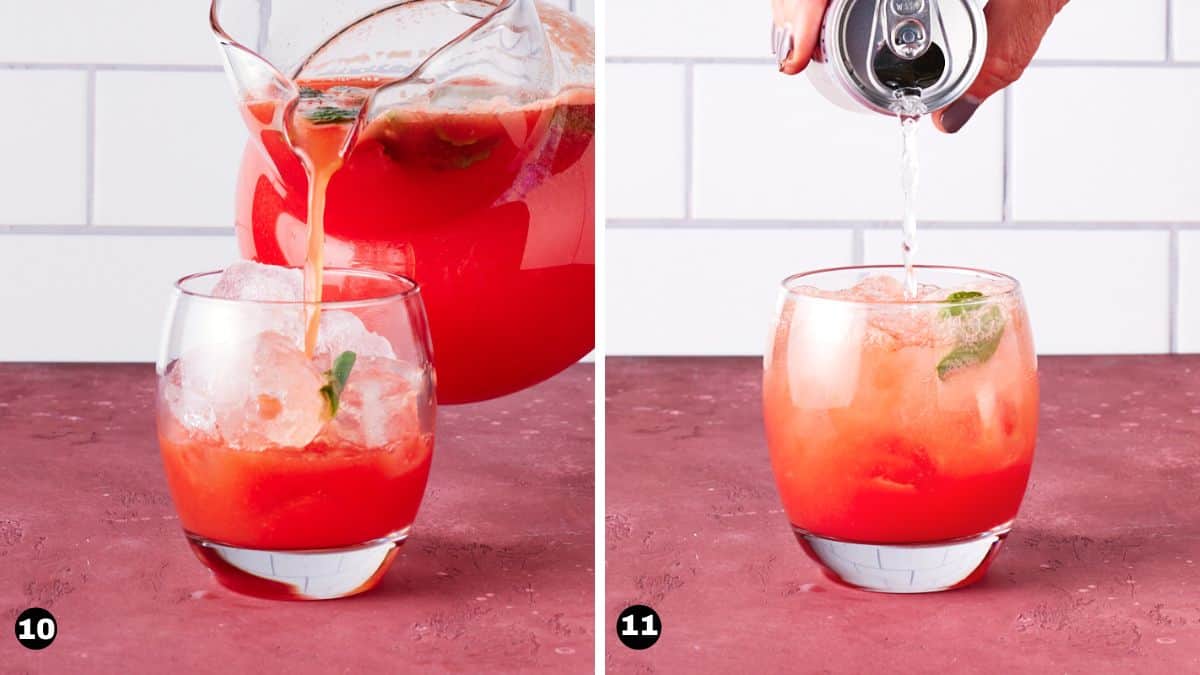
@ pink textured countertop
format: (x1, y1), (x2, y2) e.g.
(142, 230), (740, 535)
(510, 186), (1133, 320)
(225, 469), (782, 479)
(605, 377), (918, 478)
(1, 363), (593, 674)
(606, 356), (1200, 673)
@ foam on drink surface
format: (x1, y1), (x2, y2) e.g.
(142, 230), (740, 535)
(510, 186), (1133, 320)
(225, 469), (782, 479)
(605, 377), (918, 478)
(792, 274), (1016, 348)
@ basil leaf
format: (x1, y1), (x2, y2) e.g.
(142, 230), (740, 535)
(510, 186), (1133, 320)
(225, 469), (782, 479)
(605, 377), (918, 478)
(320, 351), (357, 417)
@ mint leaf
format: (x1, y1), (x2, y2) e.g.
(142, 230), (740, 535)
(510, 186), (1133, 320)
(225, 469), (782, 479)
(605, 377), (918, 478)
(298, 86), (323, 99)
(320, 351), (357, 417)
(449, 145), (493, 169)
(435, 126), (482, 147)
(937, 303), (1005, 380)
(944, 290), (984, 303)
(940, 290), (985, 318)
(303, 105), (358, 125)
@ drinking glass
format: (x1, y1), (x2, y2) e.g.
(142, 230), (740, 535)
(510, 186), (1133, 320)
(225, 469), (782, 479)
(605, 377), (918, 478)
(763, 265), (1038, 593)
(156, 267), (435, 600)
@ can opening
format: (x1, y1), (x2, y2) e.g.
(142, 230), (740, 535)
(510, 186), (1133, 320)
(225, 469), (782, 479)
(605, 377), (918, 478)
(872, 43), (945, 90)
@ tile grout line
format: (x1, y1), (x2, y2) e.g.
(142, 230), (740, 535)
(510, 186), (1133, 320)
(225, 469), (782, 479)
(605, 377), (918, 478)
(0, 62), (222, 72)
(1166, 0), (1174, 63)
(1002, 88), (1013, 223)
(85, 67), (97, 227)
(605, 219), (1200, 230)
(683, 63), (695, 220)
(1170, 0), (1184, 350)
(257, 0), (273, 54)
(0, 226), (235, 237)
(1170, 226), (1180, 353)
(605, 56), (1200, 68)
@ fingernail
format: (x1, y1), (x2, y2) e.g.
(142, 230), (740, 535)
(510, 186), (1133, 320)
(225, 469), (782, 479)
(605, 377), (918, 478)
(939, 97), (981, 134)
(773, 24), (793, 68)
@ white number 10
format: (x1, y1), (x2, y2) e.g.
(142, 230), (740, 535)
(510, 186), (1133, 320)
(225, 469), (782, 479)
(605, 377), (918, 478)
(17, 617), (56, 641)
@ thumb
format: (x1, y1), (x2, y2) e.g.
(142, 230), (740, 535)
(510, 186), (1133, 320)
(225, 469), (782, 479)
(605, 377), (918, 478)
(934, 0), (1069, 133)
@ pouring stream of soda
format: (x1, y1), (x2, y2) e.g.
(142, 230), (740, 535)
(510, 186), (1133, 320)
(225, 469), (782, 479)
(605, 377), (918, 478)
(896, 94), (924, 299)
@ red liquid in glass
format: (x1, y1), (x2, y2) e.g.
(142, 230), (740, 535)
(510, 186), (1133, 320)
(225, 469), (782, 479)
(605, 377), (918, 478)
(159, 429), (433, 551)
(764, 290), (1038, 545)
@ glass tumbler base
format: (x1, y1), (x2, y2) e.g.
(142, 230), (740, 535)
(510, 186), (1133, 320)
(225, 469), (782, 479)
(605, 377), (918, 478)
(186, 527), (410, 600)
(793, 525), (1010, 594)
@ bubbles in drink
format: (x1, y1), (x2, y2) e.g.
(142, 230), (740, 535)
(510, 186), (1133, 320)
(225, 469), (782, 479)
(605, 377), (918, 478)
(792, 273), (1015, 348)
(841, 273), (908, 302)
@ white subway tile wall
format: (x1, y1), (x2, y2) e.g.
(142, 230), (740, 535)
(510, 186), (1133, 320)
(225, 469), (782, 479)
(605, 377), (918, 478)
(607, 64), (687, 218)
(1011, 67), (1200, 222)
(93, 71), (246, 228)
(607, 0), (764, 59)
(1173, 0), (1200, 62)
(0, 70), (89, 225)
(691, 65), (1004, 222)
(0, 0), (219, 66)
(0, 235), (237, 361)
(607, 228), (853, 356)
(1035, 1), (1166, 62)
(0, 0), (591, 362)
(608, 0), (1198, 356)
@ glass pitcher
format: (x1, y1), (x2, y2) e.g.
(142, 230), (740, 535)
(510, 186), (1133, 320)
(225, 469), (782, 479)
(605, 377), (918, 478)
(211, 0), (594, 404)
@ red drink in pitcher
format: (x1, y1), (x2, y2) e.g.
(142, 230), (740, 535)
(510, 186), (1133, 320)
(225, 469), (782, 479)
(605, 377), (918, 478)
(237, 81), (594, 404)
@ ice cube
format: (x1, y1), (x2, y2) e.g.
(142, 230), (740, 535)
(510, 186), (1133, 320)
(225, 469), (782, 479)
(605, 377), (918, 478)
(321, 356), (426, 448)
(212, 332), (328, 449)
(846, 274), (907, 302)
(838, 275), (934, 346)
(165, 332), (327, 449)
(314, 311), (396, 368)
(212, 261), (303, 302)
(161, 359), (218, 439)
(208, 264), (396, 371)
(206, 261), (308, 349)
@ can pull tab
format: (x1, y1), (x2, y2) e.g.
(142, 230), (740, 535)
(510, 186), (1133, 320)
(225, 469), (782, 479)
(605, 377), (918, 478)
(882, 0), (936, 60)
(869, 0), (948, 92)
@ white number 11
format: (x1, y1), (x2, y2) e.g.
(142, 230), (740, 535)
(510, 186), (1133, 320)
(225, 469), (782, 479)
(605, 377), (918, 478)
(621, 614), (658, 636)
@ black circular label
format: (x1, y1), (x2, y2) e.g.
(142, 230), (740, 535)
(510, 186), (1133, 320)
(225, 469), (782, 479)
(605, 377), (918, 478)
(616, 605), (661, 650)
(14, 608), (57, 650)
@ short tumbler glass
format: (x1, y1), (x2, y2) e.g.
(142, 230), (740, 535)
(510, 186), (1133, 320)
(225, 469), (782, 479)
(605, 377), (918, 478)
(763, 265), (1038, 593)
(156, 267), (435, 600)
